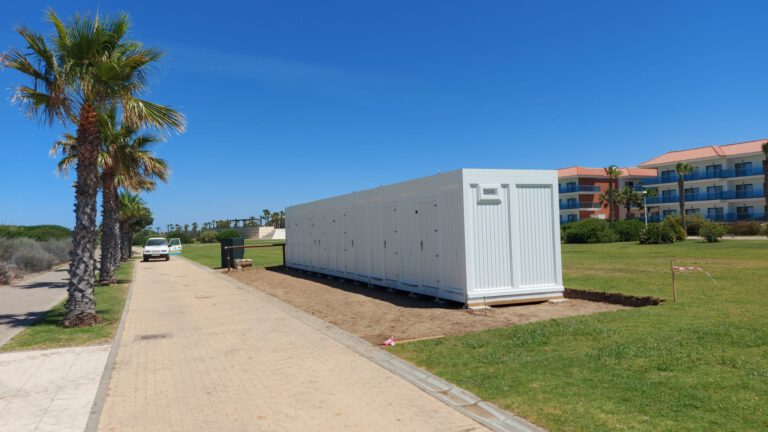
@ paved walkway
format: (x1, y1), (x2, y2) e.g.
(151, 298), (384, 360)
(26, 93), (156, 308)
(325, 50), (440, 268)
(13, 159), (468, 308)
(97, 258), (487, 431)
(0, 345), (110, 432)
(0, 267), (69, 347)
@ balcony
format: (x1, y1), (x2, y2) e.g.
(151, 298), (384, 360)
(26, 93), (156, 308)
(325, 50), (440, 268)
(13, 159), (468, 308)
(646, 212), (766, 223)
(646, 189), (764, 204)
(641, 166), (765, 186)
(558, 185), (601, 194)
(560, 202), (604, 210)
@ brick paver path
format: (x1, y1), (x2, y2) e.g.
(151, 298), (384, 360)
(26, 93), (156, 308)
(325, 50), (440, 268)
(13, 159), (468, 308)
(97, 258), (486, 431)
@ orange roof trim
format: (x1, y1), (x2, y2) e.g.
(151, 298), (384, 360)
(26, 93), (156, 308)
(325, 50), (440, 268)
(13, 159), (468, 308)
(639, 139), (767, 167)
(558, 166), (657, 178)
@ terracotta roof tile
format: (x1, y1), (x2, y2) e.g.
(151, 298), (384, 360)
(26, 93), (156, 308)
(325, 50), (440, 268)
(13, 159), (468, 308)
(558, 166), (657, 178)
(639, 139), (767, 167)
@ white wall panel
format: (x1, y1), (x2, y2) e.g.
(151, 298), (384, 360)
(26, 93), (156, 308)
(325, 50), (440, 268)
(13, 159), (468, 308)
(285, 169), (564, 306)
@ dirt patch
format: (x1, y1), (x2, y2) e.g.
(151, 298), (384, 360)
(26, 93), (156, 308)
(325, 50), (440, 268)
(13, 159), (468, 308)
(228, 267), (626, 344)
(564, 288), (663, 307)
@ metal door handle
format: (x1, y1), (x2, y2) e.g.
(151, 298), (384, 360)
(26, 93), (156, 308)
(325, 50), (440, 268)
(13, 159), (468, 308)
(420, 240), (423, 250)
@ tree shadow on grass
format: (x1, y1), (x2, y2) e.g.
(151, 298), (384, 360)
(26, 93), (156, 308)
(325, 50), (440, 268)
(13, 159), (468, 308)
(263, 265), (464, 310)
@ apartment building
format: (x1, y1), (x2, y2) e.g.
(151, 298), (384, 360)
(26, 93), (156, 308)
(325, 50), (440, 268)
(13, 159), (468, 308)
(638, 140), (766, 222)
(558, 167), (657, 224)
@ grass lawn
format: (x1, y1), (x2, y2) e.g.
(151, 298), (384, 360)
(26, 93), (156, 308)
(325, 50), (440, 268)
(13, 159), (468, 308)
(182, 239), (285, 268)
(1, 261), (133, 352)
(393, 241), (768, 431)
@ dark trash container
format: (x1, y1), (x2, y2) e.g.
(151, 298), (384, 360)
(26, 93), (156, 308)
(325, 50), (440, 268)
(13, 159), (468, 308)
(220, 237), (245, 268)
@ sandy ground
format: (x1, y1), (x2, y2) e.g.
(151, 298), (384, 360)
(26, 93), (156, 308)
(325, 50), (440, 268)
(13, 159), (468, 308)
(229, 267), (625, 344)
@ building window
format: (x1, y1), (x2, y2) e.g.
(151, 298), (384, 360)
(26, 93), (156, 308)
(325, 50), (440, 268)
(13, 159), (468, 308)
(662, 209), (677, 217)
(662, 190), (675, 202)
(706, 185), (723, 200)
(567, 214), (578, 222)
(661, 170), (675, 182)
(735, 162), (753, 176)
(685, 208), (700, 215)
(684, 187), (699, 200)
(736, 206), (754, 220)
(707, 207), (724, 221)
(705, 164), (722, 178)
(735, 184), (754, 198)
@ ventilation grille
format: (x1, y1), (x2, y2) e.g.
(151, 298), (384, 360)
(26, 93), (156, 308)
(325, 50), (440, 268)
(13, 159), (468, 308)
(477, 184), (502, 204)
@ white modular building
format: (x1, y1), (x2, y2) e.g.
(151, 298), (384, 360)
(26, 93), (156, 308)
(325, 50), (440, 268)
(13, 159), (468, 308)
(285, 169), (564, 306)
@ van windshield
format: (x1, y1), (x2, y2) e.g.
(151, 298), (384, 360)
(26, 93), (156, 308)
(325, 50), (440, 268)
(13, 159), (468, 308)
(146, 239), (168, 246)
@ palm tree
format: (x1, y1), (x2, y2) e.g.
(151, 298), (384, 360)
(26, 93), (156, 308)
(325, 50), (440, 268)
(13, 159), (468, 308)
(603, 165), (623, 222)
(676, 162), (694, 230)
(52, 110), (169, 285)
(3, 10), (185, 326)
(262, 209), (272, 226)
(616, 186), (645, 220)
(118, 193), (153, 260)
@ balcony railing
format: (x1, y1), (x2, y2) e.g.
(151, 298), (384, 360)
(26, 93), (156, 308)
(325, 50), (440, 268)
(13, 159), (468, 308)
(559, 185), (601, 194)
(560, 217), (579, 224)
(646, 189), (765, 204)
(646, 212), (766, 223)
(642, 166), (765, 186)
(560, 202), (604, 210)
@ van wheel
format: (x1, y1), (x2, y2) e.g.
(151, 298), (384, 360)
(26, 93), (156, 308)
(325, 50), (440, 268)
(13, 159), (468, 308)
(165, 255), (170, 261)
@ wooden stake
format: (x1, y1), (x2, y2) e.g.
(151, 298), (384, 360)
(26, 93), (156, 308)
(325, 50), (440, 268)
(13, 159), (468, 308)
(671, 260), (677, 302)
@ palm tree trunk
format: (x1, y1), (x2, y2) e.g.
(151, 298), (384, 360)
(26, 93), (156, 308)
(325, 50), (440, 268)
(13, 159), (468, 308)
(608, 179), (617, 222)
(63, 103), (100, 328)
(678, 178), (686, 230)
(119, 221), (132, 261)
(99, 172), (119, 285)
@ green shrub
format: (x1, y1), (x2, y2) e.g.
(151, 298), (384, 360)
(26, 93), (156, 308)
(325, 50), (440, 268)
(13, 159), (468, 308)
(215, 229), (241, 242)
(166, 230), (194, 244)
(132, 230), (164, 246)
(663, 216), (686, 241)
(611, 219), (645, 242)
(726, 221), (762, 236)
(563, 219), (617, 244)
(639, 223), (676, 244)
(197, 231), (218, 243)
(684, 214), (706, 236)
(0, 225), (71, 241)
(700, 221), (727, 242)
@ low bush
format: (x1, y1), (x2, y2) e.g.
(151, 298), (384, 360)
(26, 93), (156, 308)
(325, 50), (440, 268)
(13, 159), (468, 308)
(0, 262), (20, 285)
(639, 223), (676, 244)
(38, 239), (71, 263)
(0, 237), (70, 277)
(197, 230), (218, 243)
(700, 221), (727, 242)
(611, 219), (645, 242)
(663, 216), (686, 241)
(684, 214), (706, 236)
(726, 221), (762, 236)
(563, 219), (617, 244)
(216, 229), (241, 242)
(166, 230), (194, 244)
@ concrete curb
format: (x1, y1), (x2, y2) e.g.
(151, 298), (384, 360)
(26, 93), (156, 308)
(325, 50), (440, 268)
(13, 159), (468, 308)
(181, 258), (546, 432)
(84, 259), (138, 432)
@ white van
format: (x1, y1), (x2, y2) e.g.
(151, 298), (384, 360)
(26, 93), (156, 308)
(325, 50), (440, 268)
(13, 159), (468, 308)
(143, 238), (170, 262)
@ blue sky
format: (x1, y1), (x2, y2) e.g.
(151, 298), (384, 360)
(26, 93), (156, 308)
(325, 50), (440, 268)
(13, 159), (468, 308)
(2, 1), (768, 229)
